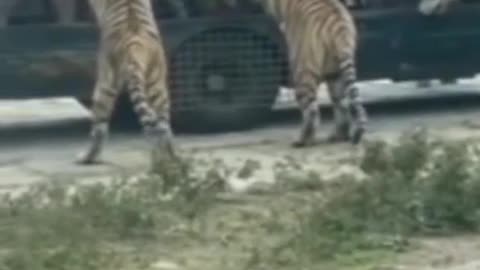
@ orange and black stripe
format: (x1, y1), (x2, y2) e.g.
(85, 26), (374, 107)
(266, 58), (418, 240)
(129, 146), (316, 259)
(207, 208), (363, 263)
(77, 0), (174, 164)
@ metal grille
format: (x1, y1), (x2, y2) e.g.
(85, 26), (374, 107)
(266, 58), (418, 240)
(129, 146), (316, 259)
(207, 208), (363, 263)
(169, 26), (288, 113)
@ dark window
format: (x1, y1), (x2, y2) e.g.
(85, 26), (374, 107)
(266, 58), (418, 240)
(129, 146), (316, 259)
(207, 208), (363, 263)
(153, 0), (180, 19)
(76, 0), (94, 23)
(9, 0), (56, 25)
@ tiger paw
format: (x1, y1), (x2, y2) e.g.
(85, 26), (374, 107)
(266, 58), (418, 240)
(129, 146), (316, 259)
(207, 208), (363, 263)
(75, 151), (101, 165)
(325, 131), (350, 144)
(350, 127), (366, 145)
(292, 141), (306, 148)
(291, 139), (316, 148)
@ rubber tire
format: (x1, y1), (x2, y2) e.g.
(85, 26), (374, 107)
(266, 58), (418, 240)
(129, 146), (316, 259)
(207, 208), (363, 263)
(169, 27), (285, 133)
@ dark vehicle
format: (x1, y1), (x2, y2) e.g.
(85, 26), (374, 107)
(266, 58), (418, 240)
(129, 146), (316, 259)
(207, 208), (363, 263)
(0, 0), (479, 131)
(349, 0), (480, 83)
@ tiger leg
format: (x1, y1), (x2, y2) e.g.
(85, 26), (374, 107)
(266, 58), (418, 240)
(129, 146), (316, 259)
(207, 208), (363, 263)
(326, 77), (351, 143)
(146, 78), (176, 160)
(336, 57), (368, 144)
(126, 69), (175, 160)
(76, 80), (117, 165)
(349, 84), (368, 144)
(292, 80), (320, 148)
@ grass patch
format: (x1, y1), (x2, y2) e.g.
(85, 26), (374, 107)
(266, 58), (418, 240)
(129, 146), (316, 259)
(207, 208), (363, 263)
(266, 129), (480, 267)
(2, 129), (480, 270)
(0, 156), (225, 270)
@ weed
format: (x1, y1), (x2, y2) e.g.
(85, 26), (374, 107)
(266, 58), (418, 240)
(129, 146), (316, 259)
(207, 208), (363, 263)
(3, 131), (480, 270)
(0, 154), (226, 270)
(269, 129), (480, 266)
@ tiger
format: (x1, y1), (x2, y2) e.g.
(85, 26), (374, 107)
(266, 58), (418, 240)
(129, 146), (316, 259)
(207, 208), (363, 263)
(226, 0), (368, 147)
(77, 0), (175, 165)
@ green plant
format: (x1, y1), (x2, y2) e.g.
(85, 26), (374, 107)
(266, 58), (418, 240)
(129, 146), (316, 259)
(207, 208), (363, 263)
(269, 130), (480, 265)
(3, 131), (480, 270)
(0, 154), (227, 270)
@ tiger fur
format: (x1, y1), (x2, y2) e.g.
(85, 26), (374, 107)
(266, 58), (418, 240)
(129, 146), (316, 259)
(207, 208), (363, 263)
(227, 0), (368, 146)
(77, 0), (175, 164)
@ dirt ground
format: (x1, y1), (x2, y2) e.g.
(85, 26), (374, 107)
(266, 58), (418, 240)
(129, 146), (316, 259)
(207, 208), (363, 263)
(3, 111), (480, 269)
(3, 83), (480, 269)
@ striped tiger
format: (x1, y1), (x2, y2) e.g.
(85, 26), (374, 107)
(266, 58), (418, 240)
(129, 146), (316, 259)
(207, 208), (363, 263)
(227, 0), (368, 147)
(77, 0), (175, 164)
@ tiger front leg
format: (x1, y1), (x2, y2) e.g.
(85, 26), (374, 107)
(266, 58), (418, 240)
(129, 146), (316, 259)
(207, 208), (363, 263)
(76, 86), (118, 165)
(292, 85), (320, 148)
(76, 55), (116, 165)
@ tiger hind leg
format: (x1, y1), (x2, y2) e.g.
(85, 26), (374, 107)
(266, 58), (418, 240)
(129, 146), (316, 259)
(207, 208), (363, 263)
(349, 84), (368, 144)
(76, 85), (118, 165)
(292, 84), (320, 148)
(326, 78), (351, 143)
(334, 58), (368, 144)
(146, 82), (176, 162)
(127, 72), (176, 162)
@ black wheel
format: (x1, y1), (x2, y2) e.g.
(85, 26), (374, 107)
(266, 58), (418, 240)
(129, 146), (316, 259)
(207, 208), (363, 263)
(169, 26), (287, 133)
